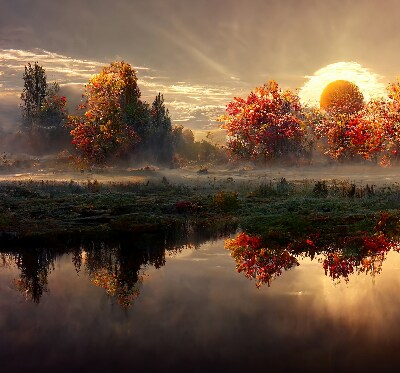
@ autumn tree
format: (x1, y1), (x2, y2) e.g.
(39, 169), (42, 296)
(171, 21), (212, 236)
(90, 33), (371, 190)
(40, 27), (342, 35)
(68, 61), (141, 163)
(219, 80), (311, 161)
(313, 80), (387, 161)
(379, 79), (400, 165)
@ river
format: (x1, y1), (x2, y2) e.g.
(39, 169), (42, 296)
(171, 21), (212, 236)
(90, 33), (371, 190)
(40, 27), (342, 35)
(2, 235), (400, 372)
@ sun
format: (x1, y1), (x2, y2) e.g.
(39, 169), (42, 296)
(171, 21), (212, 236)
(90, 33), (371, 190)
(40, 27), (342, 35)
(320, 80), (364, 114)
(298, 61), (387, 107)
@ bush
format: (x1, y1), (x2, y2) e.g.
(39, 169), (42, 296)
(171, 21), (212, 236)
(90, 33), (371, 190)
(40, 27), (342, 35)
(212, 191), (239, 211)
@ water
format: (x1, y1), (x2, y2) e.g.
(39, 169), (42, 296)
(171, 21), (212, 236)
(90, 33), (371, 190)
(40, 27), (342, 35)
(2, 236), (400, 372)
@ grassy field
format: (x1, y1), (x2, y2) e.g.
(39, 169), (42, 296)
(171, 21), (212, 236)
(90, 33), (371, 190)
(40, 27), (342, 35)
(1, 165), (400, 246)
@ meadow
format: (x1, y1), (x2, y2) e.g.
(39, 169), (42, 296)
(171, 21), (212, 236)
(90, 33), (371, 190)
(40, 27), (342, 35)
(1, 164), (400, 247)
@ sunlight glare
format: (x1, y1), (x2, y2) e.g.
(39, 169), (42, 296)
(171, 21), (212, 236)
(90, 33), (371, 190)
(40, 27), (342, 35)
(299, 61), (387, 107)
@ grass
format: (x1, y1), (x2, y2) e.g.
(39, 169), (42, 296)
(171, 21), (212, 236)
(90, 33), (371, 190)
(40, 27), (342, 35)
(1, 176), (400, 245)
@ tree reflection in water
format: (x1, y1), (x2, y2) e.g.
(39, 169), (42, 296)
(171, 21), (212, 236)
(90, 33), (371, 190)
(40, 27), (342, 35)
(0, 241), (166, 307)
(8, 249), (57, 303)
(225, 233), (299, 288)
(225, 213), (400, 287)
(0, 221), (237, 307)
(83, 241), (166, 308)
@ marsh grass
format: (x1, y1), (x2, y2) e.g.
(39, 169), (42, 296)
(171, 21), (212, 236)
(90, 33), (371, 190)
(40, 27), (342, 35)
(0, 176), (399, 245)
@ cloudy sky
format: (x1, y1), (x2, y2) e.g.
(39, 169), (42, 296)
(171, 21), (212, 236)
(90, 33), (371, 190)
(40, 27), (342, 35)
(1, 0), (400, 136)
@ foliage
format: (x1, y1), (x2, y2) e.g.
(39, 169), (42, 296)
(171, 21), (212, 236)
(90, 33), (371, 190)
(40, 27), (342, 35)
(172, 125), (227, 165)
(212, 191), (239, 211)
(219, 80), (311, 161)
(20, 62), (48, 128)
(19, 63), (68, 154)
(218, 76), (400, 166)
(225, 233), (299, 288)
(143, 93), (173, 163)
(151, 93), (172, 133)
(39, 82), (67, 128)
(313, 102), (385, 161)
(68, 61), (140, 163)
(68, 61), (178, 165)
(313, 79), (400, 164)
(379, 79), (400, 165)
(21, 63), (67, 129)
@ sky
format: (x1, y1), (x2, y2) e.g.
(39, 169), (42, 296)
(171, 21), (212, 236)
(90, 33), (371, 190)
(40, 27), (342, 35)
(1, 0), (400, 137)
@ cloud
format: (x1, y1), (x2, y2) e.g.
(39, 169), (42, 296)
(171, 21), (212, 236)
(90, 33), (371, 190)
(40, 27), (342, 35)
(0, 92), (21, 132)
(0, 48), (236, 131)
(299, 62), (388, 106)
(0, 48), (149, 88)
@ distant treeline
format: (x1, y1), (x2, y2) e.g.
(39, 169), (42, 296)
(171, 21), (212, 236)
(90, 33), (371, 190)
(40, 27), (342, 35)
(5, 61), (400, 167)
(3, 61), (226, 167)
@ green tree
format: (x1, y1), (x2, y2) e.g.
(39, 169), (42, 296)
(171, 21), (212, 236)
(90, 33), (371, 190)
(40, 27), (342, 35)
(20, 62), (47, 128)
(149, 93), (173, 162)
(19, 63), (68, 154)
(39, 82), (67, 128)
(151, 93), (171, 132)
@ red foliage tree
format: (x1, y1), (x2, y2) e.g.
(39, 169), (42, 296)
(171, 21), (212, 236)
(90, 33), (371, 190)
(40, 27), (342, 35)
(313, 101), (385, 161)
(379, 80), (400, 165)
(219, 80), (311, 161)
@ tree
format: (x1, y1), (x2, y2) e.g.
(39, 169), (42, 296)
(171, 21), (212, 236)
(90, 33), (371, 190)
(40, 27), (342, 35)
(313, 81), (387, 162)
(19, 63), (68, 154)
(151, 93), (172, 133)
(313, 104), (385, 161)
(379, 79), (400, 165)
(148, 93), (173, 162)
(68, 61), (141, 163)
(219, 80), (311, 161)
(39, 82), (67, 128)
(20, 62), (48, 128)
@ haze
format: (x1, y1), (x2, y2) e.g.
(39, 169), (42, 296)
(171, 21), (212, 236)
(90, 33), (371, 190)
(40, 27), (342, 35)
(1, 0), (400, 136)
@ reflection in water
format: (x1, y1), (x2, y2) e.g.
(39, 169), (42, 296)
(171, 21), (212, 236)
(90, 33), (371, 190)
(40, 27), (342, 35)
(321, 234), (390, 281)
(225, 233), (299, 288)
(3, 219), (400, 371)
(1, 248), (57, 302)
(226, 215), (400, 287)
(0, 222), (235, 307)
(83, 242), (165, 308)
(1, 242), (168, 307)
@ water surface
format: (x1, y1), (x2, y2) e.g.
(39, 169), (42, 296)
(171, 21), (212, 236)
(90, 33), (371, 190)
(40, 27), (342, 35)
(2, 237), (400, 372)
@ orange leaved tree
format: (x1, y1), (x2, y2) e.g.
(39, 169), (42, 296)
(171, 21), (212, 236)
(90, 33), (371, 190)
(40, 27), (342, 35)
(68, 61), (141, 164)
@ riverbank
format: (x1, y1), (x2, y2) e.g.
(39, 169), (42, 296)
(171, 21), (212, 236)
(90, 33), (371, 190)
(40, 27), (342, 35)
(1, 171), (400, 246)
